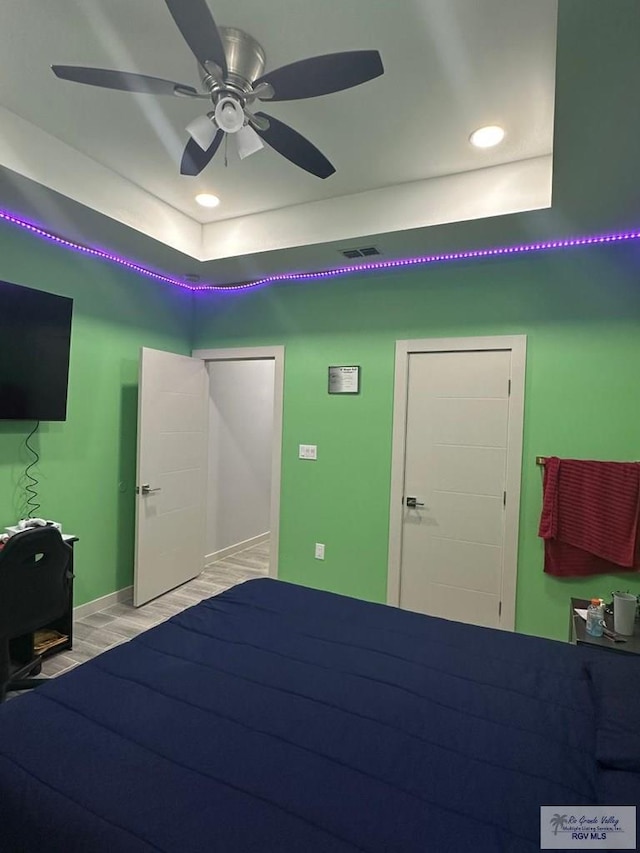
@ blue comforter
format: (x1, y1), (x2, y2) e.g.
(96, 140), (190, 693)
(0, 578), (632, 852)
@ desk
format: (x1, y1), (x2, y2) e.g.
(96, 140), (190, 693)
(569, 596), (640, 655)
(8, 533), (77, 664)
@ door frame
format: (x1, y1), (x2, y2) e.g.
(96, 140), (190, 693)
(387, 335), (526, 630)
(192, 345), (284, 579)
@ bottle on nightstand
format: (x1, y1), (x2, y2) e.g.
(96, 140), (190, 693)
(586, 598), (604, 637)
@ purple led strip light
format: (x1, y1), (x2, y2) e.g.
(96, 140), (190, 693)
(0, 209), (193, 292)
(1, 208), (639, 294)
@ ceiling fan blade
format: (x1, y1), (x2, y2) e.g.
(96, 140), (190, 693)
(164, 0), (228, 76)
(52, 65), (199, 97)
(186, 113), (218, 150)
(253, 113), (335, 179)
(254, 50), (383, 101)
(180, 131), (223, 176)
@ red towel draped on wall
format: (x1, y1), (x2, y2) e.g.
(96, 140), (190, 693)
(538, 457), (640, 577)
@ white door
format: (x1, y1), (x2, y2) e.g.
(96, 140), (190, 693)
(399, 349), (513, 628)
(134, 347), (208, 606)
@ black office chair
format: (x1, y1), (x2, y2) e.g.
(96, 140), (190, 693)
(0, 527), (73, 702)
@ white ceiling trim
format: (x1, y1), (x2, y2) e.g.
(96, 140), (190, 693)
(0, 104), (551, 266)
(201, 156), (552, 261)
(0, 104), (202, 257)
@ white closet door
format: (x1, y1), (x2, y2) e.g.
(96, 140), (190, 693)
(399, 349), (512, 628)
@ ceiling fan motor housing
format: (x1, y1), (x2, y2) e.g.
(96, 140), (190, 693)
(199, 26), (266, 94)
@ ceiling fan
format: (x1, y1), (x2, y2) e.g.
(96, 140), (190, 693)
(51, 0), (384, 179)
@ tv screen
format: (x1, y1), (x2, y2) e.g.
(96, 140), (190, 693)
(0, 279), (73, 421)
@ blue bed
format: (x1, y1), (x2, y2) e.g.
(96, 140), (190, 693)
(0, 578), (637, 852)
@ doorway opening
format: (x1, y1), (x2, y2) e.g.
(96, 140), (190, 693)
(193, 345), (284, 580)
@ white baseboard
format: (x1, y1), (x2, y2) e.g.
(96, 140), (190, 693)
(205, 531), (269, 566)
(74, 585), (133, 620)
(73, 531), (269, 617)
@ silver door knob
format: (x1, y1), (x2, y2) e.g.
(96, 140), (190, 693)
(138, 484), (162, 495)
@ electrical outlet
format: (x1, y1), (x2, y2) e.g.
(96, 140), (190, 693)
(315, 543), (325, 560)
(299, 444), (318, 460)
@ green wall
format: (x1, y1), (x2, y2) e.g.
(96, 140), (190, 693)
(5, 216), (638, 640)
(0, 220), (192, 606)
(191, 242), (640, 641)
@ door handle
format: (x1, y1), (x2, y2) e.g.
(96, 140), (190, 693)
(137, 484), (162, 495)
(405, 497), (425, 508)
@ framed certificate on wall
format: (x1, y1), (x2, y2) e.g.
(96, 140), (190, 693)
(328, 365), (360, 394)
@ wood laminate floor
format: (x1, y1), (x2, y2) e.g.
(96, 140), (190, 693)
(6, 540), (269, 700)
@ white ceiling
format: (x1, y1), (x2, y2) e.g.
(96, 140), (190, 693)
(0, 0), (558, 283)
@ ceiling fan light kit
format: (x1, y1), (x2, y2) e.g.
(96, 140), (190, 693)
(214, 96), (245, 134)
(51, 0), (384, 179)
(186, 113), (218, 151)
(235, 125), (265, 160)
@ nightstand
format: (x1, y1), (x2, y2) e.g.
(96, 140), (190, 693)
(570, 596), (640, 655)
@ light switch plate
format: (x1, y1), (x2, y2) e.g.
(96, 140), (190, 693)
(315, 543), (325, 560)
(299, 444), (317, 460)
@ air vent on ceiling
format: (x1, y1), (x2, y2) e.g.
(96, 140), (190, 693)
(340, 246), (381, 259)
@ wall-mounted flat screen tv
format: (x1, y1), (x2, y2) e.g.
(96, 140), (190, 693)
(0, 279), (73, 421)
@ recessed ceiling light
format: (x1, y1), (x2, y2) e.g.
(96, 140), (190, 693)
(195, 193), (220, 208)
(469, 125), (505, 149)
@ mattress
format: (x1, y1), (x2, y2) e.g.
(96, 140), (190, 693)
(0, 577), (633, 852)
